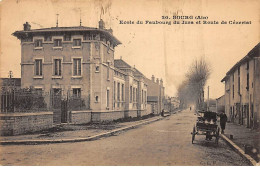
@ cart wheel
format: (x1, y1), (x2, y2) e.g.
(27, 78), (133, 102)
(215, 127), (220, 145)
(192, 126), (196, 144)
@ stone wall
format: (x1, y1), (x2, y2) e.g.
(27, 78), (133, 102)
(127, 110), (138, 118)
(70, 110), (91, 124)
(0, 112), (53, 136)
(100, 111), (124, 121)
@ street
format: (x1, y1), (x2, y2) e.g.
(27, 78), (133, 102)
(0, 109), (250, 166)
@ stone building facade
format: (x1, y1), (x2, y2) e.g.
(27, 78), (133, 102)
(145, 75), (165, 114)
(13, 20), (148, 123)
(221, 43), (260, 128)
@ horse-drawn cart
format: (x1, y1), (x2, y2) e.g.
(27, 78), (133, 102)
(191, 110), (220, 144)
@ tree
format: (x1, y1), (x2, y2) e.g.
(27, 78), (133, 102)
(177, 58), (211, 109)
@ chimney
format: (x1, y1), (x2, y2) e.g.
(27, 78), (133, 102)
(160, 78), (163, 86)
(156, 78), (159, 84)
(151, 75), (155, 82)
(99, 19), (105, 29)
(108, 28), (113, 34)
(23, 22), (31, 31)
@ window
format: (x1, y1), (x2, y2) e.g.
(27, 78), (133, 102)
(35, 59), (42, 76)
(54, 59), (62, 76)
(54, 39), (62, 47)
(130, 86), (132, 103)
(113, 81), (116, 108)
(95, 96), (99, 102)
(117, 82), (120, 102)
(121, 84), (124, 101)
(133, 87), (136, 102)
(73, 39), (81, 46)
(95, 65), (100, 72)
(73, 58), (81, 76)
(142, 90), (144, 103)
(35, 88), (43, 95)
(136, 88), (138, 102)
(73, 88), (81, 98)
(64, 35), (71, 41)
(107, 66), (110, 80)
(106, 89), (109, 108)
(35, 39), (42, 47)
(238, 66), (240, 94)
(144, 91), (147, 103)
(246, 73), (249, 91)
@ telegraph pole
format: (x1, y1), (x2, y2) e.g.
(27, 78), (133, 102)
(207, 86), (209, 111)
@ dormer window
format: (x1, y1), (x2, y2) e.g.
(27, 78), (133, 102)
(54, 39), (62, 47)
(73, 39), (81, 46)
(35, 39), (42, 47)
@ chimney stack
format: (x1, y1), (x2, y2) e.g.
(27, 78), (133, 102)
(160, 78), (163, 86)
(151, 75), (155, 82)
(99, 19), (105, 29)
(156, 78), (159, 84)
(23, 22), (31, 31)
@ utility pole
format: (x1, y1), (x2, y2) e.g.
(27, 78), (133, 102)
(207, 86), (209, 111)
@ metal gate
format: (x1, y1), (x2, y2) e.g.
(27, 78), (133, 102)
(51, 89), (69, 124)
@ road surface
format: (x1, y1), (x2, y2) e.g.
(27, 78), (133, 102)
(0, 109), (249, 165)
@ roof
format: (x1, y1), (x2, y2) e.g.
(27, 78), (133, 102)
(12, 26), (121, 45)
(133, 67), (145, 77)
(216, 95), (225, 100)
(221, 42), (260, 82)
(147, 96), (158, 102)
(114, 59), (132, 69)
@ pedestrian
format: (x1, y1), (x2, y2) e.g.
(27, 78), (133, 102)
(161, 109), (164, 117)
(219, 112), (227, 134)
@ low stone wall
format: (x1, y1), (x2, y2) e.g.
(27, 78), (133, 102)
(0, 112), (53, 136)
(70, 111), (91, 124)
(140, 109), (150, 117)
(128, 110), (138, 118)
(100, 111), (124, 121)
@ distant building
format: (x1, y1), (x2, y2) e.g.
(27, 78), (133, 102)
(221, 43), (260, 128)
(145, 75), (165, 114)
(216, 95), (225, 114)
(164, 96), (180, 112)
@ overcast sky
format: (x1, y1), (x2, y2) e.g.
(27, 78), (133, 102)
(0, 0), (259, 99)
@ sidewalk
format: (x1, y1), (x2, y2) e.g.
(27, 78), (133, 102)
(222, 122), (260, 163)
(0, 113), (171, 144)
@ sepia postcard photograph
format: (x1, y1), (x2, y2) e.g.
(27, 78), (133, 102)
(0, 0), (259, 166)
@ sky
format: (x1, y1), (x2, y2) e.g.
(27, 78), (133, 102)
(0, 0), (259, 99)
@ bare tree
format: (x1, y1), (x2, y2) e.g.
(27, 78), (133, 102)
(177, 58), (211, 109)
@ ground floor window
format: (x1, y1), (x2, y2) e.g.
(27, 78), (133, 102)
(73, 88), (81, 98)
(107, 89), (110, 108)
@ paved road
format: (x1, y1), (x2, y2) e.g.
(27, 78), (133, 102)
(0, 109), (250, 166)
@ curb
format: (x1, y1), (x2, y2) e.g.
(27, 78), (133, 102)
(220, 134), (259, 166)
(0, 116), (165, 145)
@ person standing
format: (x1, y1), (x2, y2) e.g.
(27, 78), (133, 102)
(161, 109), (164, 117)
(219, 112), (228, 134)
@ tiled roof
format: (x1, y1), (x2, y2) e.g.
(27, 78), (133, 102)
(114, 59), (132, 68)
(133, 67), (145, 77)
